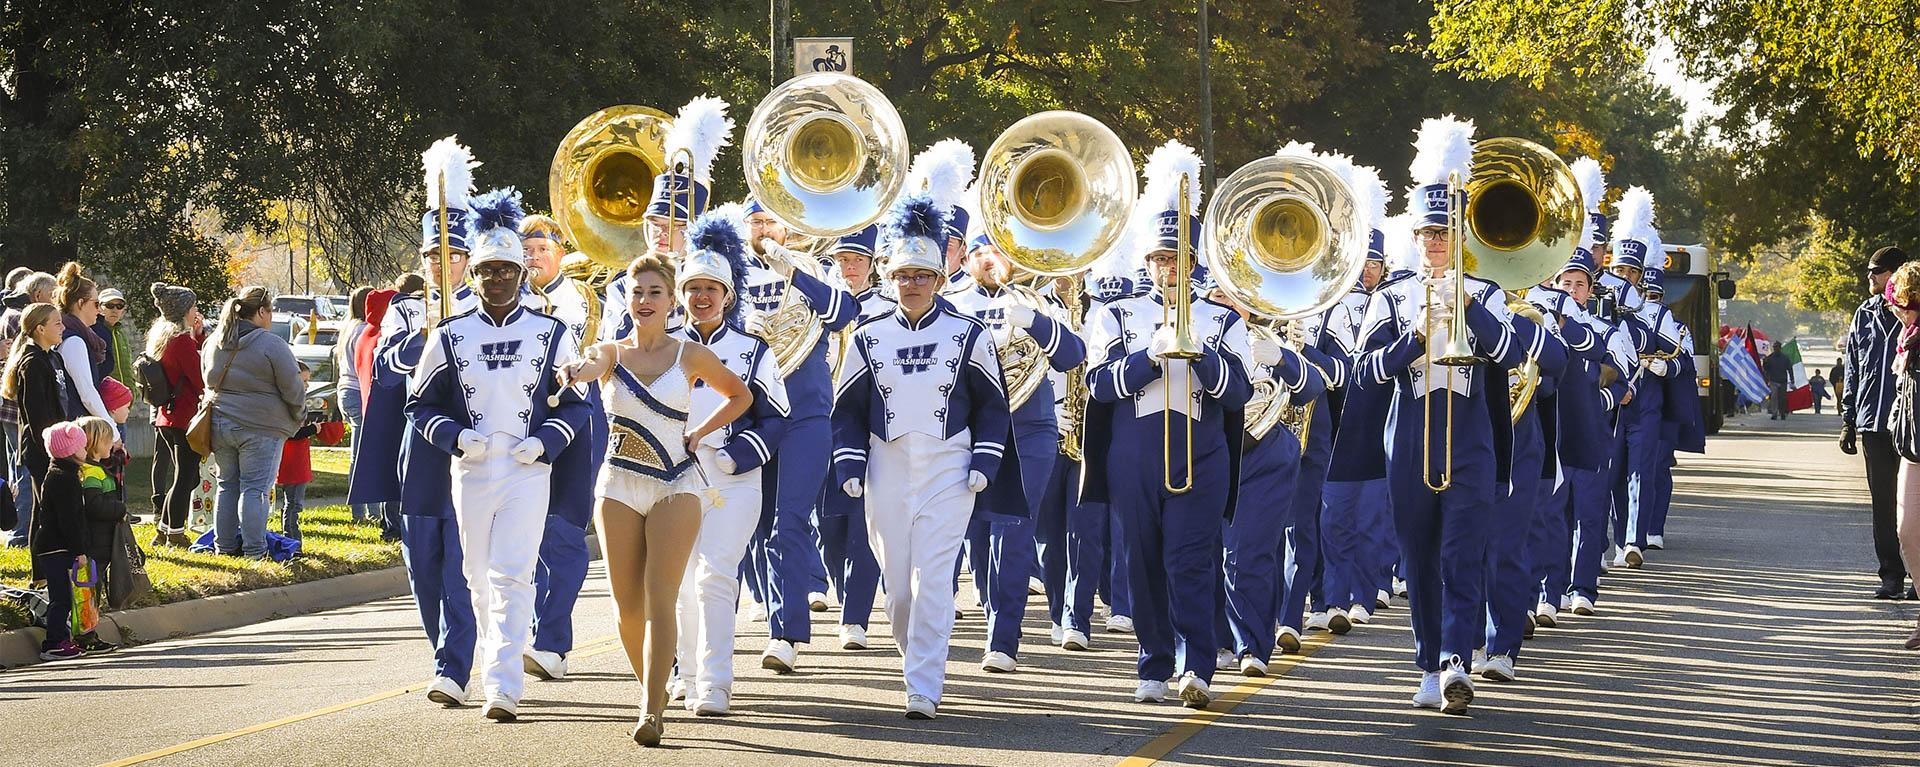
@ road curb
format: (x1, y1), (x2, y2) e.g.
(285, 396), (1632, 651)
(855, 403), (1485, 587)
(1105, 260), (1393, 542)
(2, 533), (601, 671)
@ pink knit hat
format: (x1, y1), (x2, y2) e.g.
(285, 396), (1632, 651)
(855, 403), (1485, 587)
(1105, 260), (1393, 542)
(43, 422), (88, 460)
(100, 376), (133, 412)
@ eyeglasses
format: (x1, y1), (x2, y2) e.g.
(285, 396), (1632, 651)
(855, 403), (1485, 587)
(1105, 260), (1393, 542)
(102, 302), (126, 310)
(1415, 229), (1452, 242)
(892, 272), (937, 286)
(474, 265), (522, 280)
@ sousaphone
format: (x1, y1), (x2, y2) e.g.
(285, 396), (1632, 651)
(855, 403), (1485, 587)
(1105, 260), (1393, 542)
(549, 104), (675, 346)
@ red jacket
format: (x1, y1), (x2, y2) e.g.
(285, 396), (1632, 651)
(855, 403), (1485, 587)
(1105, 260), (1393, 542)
(276, 421), (345, 485)
(155, 333), (205, 429)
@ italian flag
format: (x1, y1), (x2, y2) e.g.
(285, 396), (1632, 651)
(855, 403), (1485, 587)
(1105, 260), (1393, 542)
(1783, 338), (1812, 412)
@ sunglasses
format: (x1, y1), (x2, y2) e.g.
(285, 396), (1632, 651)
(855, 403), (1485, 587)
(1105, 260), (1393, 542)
(1871, 266), (1894, 275)
(102, 302), (126, 309)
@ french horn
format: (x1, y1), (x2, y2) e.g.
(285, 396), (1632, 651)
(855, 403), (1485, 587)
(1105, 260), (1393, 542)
(743, 73), (908, 376)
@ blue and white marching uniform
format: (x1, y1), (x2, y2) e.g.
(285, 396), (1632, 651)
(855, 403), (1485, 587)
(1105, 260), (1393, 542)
(526, 271), (606, 669)
(408, 304), (590, 705)
(1319, 283), (1396, 622)
(831, 300), (1014, 705)
(818, 286), (895, 635)
(672, 321), (791, 700)
(946, 283), (1087, 662)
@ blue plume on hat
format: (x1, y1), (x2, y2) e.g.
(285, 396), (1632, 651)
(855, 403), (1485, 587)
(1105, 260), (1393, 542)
(908, 139), (976, 246)
(470, 187), (526, 234)
(883, 193), (949, 276)
(686, 209), (752, 325)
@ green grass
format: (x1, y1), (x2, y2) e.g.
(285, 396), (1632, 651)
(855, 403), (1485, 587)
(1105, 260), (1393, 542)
(2, 445), (393, 631)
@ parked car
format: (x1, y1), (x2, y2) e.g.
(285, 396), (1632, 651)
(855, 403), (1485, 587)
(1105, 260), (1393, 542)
(273, 294), (343, 321)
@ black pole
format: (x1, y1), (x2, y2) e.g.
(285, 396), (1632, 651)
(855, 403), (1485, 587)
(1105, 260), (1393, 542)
(1198, 0), (1214, 193)
(769, 0), (777, 85)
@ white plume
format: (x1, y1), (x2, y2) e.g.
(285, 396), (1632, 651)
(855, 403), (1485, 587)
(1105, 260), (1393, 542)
(422, 135), (479, 210)
(1571, 157), (1606, 214)
(1382, 213), (1420, 274)
(665, 95), (734, 183)
(707, 201), (750, 242)
(1611, 185), (1657, 252)
(1141, 140), (1205, 215)
(907, 138), (976, 217)
(1091, 213), (1141, 283)
(1408, 114), (1475, 188)
(1346, 162), (1390, 235)
(1272, 140), (1318, 160)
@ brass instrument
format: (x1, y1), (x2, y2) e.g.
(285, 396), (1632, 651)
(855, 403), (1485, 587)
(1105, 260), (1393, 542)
(1160, 179), (1206, 493)
(975, 111), (1135, 458)
(436, 172), (453, 323)
(742, 72), (908, 376)
(1203, 153), (1365, 452)
(1422, 138), (1584, 490)
(1055, 276), (1090, 462)
(549, 105), (674, 271)
(1506, 291), (1546, 422)
(976, 111), (1137, 276)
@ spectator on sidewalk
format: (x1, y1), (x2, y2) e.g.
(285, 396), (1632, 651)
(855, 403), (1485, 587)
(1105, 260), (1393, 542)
(4, 303), (68, 549)
(351, 287), (400, 540)
(147, 284), (205, 548)
(52, 264), (117, 437)
(202, 287), (304, 560)
(1763, 343), (1794, 420)
(2, 272), (56, 545)
(1876, 260), (1920, 647)
(1809, 371), (1831, 414)
(274, 361), (344, 542)
(89, 288), (134, 383)
(1843, 246), (1913, 601)
(29, 421), (95, 660)
(72, 415), (123, 654)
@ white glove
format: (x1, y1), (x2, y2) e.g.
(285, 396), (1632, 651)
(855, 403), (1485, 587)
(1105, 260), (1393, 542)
(715, 450), (738, 475)
(1286, 322), (1313, 348)
(996, 298), (1036, 329)
(1251, 335), (1285, 367)
(1645, 357), (1669, 376)
(510, 436), (545, 465)
(761, 239), (797, 279)
(456, 429), (489, 460)
(1417, 302), (1455, 339)
(1150, 325), (1191, 361)
(745, 311), (771, 339)
(968, 470), (989, 493)
(842, 478), (863, 498)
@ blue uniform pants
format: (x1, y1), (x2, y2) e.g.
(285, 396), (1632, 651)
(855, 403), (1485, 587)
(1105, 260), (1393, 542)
(818, 511), (879, 628)
(1102, 502), (1131, 619)
(1568, 463), (1613, 602)
(531, 515), (589, 656)
(1535, 469), (1574, 607)
(401, 514), (475, 685)
(965, 415), (1054, 657)
(1388, 393), (1495, 672)
(1279, 435), (1330, 628)
(753, 414), (830, 643)
(1037, 453), (1102, 635)
(1648, 439), (1674, 538)
(1112, 425), (1228, 683)
(1614, 394), (1663, 549)
(1320, 480), (1373, 612)
(1223, 432), (1299, 661)
(1484, 411), (1544, 659)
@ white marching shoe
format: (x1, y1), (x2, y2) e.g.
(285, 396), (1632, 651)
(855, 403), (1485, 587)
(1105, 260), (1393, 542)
(905, 694), (937, 720)
(1349, 605), (1373, 625)
(1411, 672), (1443, 709)
(1534, 601), (1559, 627)
(1570, 594), (1596, 615)
(1177, 671), (1213, 709)
(1062, 629), (1091, 652)
(1440, 659), (1475, 714)
(1304, 612), (1332, 632)
(426, 676), (468, 707)
(1029, 576), (1046, 596)
(1376, 589), (1392, 610)
(667, 676), (690, 704)
(1327, 607), (1353, 635)
(1050, 623), (1066, 645)
(1392, 578), (1408, 598)
(840, 624), (869, 650)
(1480, 653), (1516, 682)
(693, 687), (731, 716)
(523, 649), (567, 681)
(1623, 545), (1645, 568)
(1647, 534), (1665, 550)
(749, 602), (770, 622)
(1240, 654), (1269, 677)
(762, 639), (798, 674)
(808, 591), (830, 612)
(1560, 593), (1573, 611)
(1469, 649), (1487, 674)
(482, 695), (518, 722)
(1276, 626), (1303, 653)
(1215, 648), (1236, 671)
(1106, 614), (1135, 634)
(982, 650), (1017, 673)
(1133, 679), (1169, 703)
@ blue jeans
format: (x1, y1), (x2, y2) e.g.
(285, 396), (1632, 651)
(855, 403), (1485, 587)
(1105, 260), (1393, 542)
(276, 482), (307, 540)
(5, 423), (29, 546)
(211, 417), (286, 558)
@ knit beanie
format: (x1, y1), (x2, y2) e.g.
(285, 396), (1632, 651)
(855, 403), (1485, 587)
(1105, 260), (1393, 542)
(151, 282), (197, 324)
(100, 377), (133, 412)
(44, 422), (88, 461)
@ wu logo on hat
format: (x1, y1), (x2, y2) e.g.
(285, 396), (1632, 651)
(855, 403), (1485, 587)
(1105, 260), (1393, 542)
(895, 344), (937, 374)
(479, 340), (523, 370)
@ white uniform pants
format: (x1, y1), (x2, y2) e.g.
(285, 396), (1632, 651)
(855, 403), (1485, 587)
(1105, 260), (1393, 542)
(674, 446), (763, 697)
(452, 431), (553, 703)
(865, 430), (975, 703)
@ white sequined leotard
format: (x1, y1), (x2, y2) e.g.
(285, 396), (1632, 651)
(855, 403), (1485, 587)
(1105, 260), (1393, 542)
(595, 342), (705, 514)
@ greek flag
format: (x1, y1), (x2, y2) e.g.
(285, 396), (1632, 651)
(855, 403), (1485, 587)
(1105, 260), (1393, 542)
(1721, 340), (1769, 406)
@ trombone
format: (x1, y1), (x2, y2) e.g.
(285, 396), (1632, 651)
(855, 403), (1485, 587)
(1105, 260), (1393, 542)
(1160, 177), (1206, 493)
(1421, 138), (1585, 491)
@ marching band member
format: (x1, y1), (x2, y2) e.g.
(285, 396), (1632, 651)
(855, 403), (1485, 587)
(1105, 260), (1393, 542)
(349, 136), (482, 707)
(947, 202), (1088, 670)
(1607, 187), (1677, 568)
(1083, 141), (1252, 708)
(1029, 263), (1102, 650)
(1638, 263), (1707, 548)
(406, 188), (593, 721)
(1313, 156), (1391, 632)
(830, 194), (1016, 719)
(739, 195), (858, 672)
(819, 223), (888, 649)
(601, 96), (732, 339)
(669, 210), (792, 715)
(517, 213), (607, 682)
(1083, 237), (1148, 637)
(1353, 116), (1555, 714)
(563, 253), (753, 745)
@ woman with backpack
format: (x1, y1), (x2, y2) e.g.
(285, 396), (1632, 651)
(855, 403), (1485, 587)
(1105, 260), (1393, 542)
(144, 283), (204, 548)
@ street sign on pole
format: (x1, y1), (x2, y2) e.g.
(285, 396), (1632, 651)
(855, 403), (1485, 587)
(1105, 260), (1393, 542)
(796, 37), (853, 76)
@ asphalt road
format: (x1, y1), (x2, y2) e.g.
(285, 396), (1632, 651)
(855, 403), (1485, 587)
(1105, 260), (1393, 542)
(4, 410), (1916, 766)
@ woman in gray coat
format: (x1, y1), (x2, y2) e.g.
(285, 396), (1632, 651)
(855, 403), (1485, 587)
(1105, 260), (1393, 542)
(202, 286), (305, 558)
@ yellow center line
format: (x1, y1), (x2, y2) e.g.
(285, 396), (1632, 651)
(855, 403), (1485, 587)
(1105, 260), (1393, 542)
(1117, 632), (1337, 767)
(94, 634), (623, 767)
